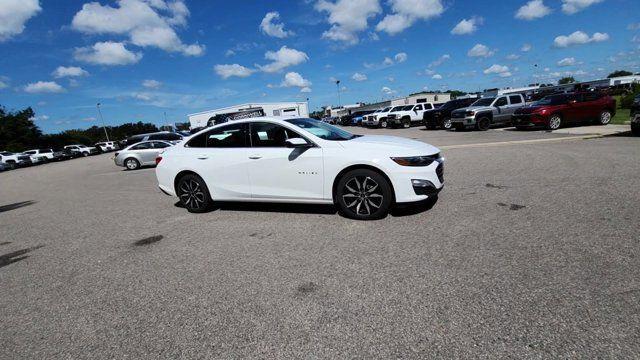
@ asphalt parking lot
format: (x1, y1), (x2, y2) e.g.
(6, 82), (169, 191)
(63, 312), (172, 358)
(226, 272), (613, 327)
(1, 127), (639, 358)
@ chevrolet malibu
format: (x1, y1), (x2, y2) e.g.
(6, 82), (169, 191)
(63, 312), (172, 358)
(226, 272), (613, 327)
(156, 117), (444, 220)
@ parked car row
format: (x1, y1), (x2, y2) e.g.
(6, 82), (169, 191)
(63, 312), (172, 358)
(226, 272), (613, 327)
(354, 91), (617, 132)
(0, 141), (121, 172)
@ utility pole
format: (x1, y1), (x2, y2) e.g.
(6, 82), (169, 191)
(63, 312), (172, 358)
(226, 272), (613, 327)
(96, 103), (110, 142)
(336, 80), (341, 108)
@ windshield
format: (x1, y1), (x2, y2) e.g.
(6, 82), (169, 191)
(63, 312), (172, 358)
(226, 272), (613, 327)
(382, 107), (391, 112)
(24, 151), (36, 154)
(472, 97), (495, 106)
(286, 118), (358, 141)
(390, 106), (404, 112)
(535, 95), (570, 105)
(0, 152), (12, 156)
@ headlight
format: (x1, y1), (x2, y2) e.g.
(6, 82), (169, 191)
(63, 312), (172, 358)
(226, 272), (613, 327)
(391, 154), (442, 167)
(465, 111), (475, 117)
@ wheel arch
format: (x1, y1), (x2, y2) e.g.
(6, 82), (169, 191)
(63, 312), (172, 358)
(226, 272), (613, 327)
(476, 111), (493, 121)
(173, 170), (201, 194)
(331, 164), (396, 205)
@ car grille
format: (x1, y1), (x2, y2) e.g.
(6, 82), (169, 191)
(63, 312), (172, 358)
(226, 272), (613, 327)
(436, 163), (444, 183)
(451, 112), (464, 118)
(18, 155), (30, 161)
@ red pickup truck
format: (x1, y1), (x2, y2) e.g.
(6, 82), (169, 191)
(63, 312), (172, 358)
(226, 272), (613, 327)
(512, 92), (616, 130)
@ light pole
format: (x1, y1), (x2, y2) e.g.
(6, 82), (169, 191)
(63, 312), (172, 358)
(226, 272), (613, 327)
(96, 103), (110, 142)
(336, 80), (341, 108)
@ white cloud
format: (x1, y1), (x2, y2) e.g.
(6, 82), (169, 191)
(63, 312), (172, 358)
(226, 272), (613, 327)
(628, 23), (640, 31)
(553, 31), (609, 47)
(52, 66), (89, 78)
(280, 72), (312, 88)
(0, 0), (41, 42)
(71, 0), (204, 56)
(260, 11), (293, 38)
(74, 41), (142, 65)
(561, 0), (604, 14)
(467, 43), (494, 58)
(506, 54), (520, 60)
(451, 16), (483, 35)
(142, 79), (162, 89)
(383, 57), (394, 66)
(521, 43), (532, 52)
(431, 74), (442, 79)
(515, 0), (552, 20)
(352, 72), (368, 81)
(381, 86), (396, 95)
(0, 80), (7, 89)
(315, 0), (382, 45)
(24, 81), (65, 94)
(394, 52), (408, 63)
(557, 57), (577, 66)
(428, 54), (450, 68)
(257, 46), (309, 73)
(376, 0), (444, 35)
(214, 64), (255, 79)
(484, 64), (510, 75)
(300, 87), (312, 93)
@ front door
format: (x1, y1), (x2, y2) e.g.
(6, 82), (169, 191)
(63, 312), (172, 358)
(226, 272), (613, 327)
(247, 122), (324, 201)
(494, 96), (510, 123)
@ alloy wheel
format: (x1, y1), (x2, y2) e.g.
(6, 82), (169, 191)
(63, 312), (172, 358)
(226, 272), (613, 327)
(600, 111), (611, 125)
(442, 118), (452, 130)
(179, 179), (206, 210)
(125, 159), (138, 170)
(549, 115), (561, 130)
(342, 176), (384, 216)
(380, 120), (388, 128)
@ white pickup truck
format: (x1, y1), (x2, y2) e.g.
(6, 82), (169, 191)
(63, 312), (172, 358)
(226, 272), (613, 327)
(0, 151), (32, 168)
(385, 103), (435, 128)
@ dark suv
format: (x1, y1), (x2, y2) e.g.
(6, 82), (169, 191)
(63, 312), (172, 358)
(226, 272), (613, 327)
(631, 95), (640, 136)
(424, 98), (478, 130)
(512, 92), (616, 130)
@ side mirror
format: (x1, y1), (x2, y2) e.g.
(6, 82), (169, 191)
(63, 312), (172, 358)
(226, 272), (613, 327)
(285, 138), (311, 148)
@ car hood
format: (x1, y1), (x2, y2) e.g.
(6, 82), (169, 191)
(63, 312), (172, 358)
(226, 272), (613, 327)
(456, 105), (493, 113)
(515, 105), (547, 114)
(339, 135), (440, 155)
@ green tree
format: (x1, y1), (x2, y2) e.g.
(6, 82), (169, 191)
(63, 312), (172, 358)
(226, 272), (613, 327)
(607, 70), (633, 78)
(558, 77), (576, 85)
(0, 106), (42, 152)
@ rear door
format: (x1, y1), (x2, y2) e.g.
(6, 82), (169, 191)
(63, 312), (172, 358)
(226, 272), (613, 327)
(246, 121), (324, 201)
(130, 142), (157, 165)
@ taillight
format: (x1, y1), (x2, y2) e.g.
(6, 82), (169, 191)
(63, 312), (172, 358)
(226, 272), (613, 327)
(155, 156), (162, 165)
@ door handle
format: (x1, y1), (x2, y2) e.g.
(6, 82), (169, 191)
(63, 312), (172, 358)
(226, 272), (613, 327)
(197, 155), (209, 160)
(249, 155), (262, 160)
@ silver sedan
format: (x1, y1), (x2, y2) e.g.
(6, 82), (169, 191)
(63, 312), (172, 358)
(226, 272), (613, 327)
(114, 141), (172, 170)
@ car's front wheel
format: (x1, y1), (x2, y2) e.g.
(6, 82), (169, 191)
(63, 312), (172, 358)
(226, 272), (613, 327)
(476, 117), (490, 131)
(402, 118), (411, 128)
(336, 169), (392, 220)
(442, 118), (452, 130)
(177, 174), (213, 213)
(380, 119), (388, 128)
(548, 114), (562, 130)
(124, 158), (140, 170)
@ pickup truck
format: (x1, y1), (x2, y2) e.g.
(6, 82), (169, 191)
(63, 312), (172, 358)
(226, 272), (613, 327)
(23, 149), (56, 162)
(362, 107), (393, 127)
(386, 103), (435, 128)
(0, 151), (32, 169)
(450, 94), (526, 131)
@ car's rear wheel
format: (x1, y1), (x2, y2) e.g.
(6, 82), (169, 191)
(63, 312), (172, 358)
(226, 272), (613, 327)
(336, 169), (392, 220)
(548, 114), (562, 130)
(476, 117), (491, 131)
(177, 174), (213, 213)
(125, 158), (140, 170)
(442, 118), (452, 130)
(598, 110), (612, 125)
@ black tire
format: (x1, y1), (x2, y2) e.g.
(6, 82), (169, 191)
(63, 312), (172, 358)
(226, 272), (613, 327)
(336, 169), (393, 220)
(82, 152), (89, 157)
(547, 114), (562, 130)
(632, 125), (640, 136)
(402, 118), (411, 128)
(476, 117), (490, 131)
(441, 117), (452, 130)
(515, 126), (527, 131)
(6, 162), (16, 170)
(598, 110), (612, 125)
(453, 124), (465, 131)
(176, 174), (213, 213)
(380, 119), (388, 128)
(124, 158), (140, 170)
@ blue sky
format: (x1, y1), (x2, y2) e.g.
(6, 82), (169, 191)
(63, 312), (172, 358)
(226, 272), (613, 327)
(0, 0), (639, 133)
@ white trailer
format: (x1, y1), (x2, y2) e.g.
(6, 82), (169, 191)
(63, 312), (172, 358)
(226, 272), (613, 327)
(188, 102), (309, 129)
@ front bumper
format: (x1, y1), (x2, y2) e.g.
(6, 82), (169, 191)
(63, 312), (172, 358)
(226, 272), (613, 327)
(450, 116), (476, 126)
(391, 160), (444, 203)
(362, 118), (379, 126)
(512, 113), (548, 128)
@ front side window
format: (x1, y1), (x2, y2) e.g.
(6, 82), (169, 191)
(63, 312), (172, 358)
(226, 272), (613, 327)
(286, 118), (357, 141)
(473, 97), (495, 106)
(509, 95), (523, 104)
(250, 122), (303, 147)
(414, 105), (423, 111)
(24, 151), (36, 155)
(495, 97), (508, 106)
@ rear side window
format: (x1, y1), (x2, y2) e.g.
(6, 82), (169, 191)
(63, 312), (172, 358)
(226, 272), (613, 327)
(581, 93), (601, 102)
(187, 123), (248, 148)
(153, 142), (171, 149)
(131, 142), (153, 150)
(509, 95), (523, 105)
(424, 103), (434, 110)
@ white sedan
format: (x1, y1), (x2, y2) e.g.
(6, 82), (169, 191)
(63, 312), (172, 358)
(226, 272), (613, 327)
(155, 117), (444, 220)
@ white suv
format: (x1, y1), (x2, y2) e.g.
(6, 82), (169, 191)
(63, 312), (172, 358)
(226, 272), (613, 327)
(386, 103), (434, 128)
(23, 149), (55, 163)
(95, 141), (117, 152)
(64, 144), (98, 157)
